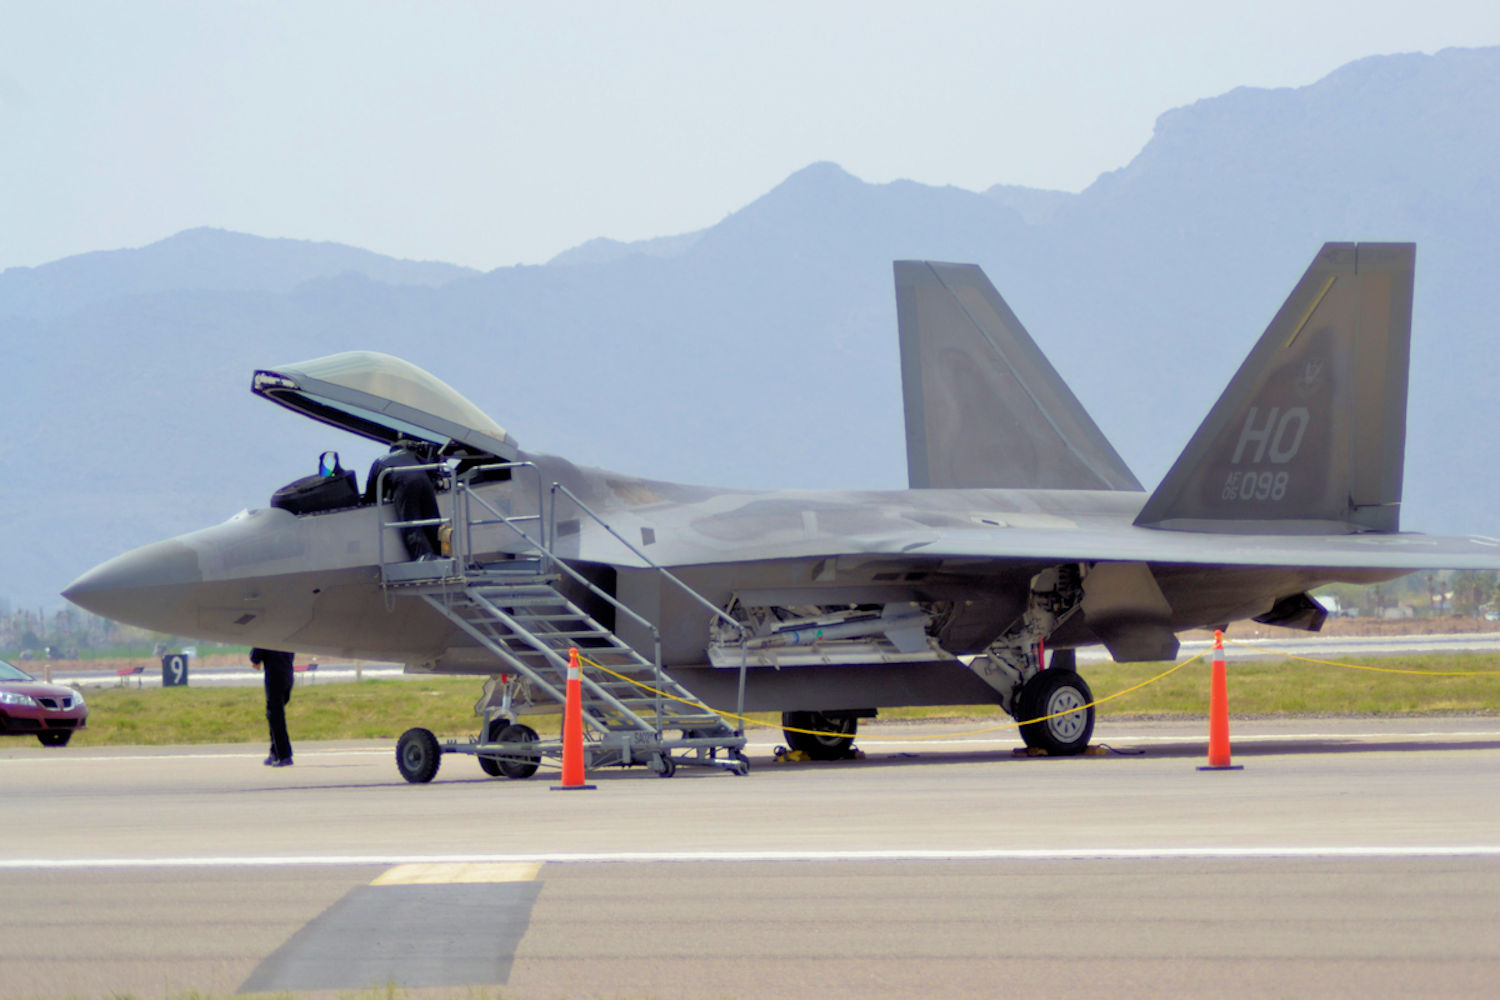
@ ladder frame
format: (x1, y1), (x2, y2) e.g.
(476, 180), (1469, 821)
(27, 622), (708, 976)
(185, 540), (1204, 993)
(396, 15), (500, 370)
(378, 461), (752, 776)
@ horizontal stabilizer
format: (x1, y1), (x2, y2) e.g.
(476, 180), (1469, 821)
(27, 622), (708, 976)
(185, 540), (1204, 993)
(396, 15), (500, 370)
(1135, 243), (1414, 534)
(896, 261), (1141, 492)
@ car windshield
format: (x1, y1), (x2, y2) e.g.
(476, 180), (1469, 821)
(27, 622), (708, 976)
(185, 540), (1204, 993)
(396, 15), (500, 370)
(0, 659), (35, 682)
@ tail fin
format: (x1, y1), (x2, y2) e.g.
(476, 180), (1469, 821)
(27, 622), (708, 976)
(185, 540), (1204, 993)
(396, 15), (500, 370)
(1135, 242), (1414, 533)
(895, 261), (1141, 491)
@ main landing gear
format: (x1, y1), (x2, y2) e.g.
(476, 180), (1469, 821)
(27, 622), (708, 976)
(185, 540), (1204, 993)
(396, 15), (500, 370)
(1014, 668), (1094, 755)
(971, 564), (1096, 756)
(780, 710), (860, 760)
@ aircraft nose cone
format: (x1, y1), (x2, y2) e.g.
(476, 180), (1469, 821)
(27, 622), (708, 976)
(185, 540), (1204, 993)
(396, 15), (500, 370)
(62, 539), (203, 629)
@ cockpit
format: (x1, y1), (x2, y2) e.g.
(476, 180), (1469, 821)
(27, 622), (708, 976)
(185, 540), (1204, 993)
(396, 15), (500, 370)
(252, 351), (520, 519)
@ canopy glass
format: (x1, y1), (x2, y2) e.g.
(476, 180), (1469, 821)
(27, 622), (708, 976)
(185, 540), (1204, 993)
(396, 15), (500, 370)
(252, 351), (517, 461)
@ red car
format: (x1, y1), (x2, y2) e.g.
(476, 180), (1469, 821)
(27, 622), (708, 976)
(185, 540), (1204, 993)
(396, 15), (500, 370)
(0, 658), (88, 746)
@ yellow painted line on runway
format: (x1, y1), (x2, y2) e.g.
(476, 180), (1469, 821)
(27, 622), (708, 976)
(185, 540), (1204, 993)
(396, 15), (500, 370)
(370, 861), (542, 885)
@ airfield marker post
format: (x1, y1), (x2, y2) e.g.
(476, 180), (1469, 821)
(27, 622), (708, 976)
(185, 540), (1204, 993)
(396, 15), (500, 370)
(1199, 629), (1242, 771)
(551, 647), (596, 791)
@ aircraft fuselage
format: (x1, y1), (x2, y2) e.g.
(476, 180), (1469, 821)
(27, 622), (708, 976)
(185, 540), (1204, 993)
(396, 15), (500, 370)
(63, 449), (1401, 714)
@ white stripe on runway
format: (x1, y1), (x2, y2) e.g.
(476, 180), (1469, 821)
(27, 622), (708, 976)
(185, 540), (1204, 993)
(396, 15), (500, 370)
(0, 748), (392, 764)
(5, 846), (1500, 869)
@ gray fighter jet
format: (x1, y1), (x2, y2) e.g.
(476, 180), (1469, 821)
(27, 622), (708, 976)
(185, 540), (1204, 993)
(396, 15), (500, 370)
(64, 242), (1500, 780)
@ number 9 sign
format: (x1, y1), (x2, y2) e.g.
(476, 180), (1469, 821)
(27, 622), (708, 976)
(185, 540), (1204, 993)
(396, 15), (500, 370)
(162, 654), (189, 687)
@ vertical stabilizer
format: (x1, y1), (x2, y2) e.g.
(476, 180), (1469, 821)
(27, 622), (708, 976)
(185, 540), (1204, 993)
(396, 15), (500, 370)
(895, 261), (1141, 491)
(1135, 242), (1414, 533)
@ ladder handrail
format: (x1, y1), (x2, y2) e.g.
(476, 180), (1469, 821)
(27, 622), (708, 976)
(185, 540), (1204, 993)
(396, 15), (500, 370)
(375, 459), (550, 578)
(376, 461), (751, 736)
(548, 481), (750, 643)
(459, 482), (662, 641)
(375, 461), (745, 646)
(460, 592), (663, 733)
(550, 480), (751, 732)
(455, 460), (549, 555)
(456, 474), (672, 732)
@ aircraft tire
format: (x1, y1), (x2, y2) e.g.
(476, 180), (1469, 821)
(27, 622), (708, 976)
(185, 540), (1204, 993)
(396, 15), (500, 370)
(477, 718), (507, 777)
(1015, 670), (1095, 756)
(781, 711), (857, 760)
(396, 727), (442, 783)
(496, 723), (541, 779)
(37, 731), (72, 747)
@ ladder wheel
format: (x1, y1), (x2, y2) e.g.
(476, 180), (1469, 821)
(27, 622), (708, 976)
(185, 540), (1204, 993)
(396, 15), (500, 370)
(653, 753), (677, 778)
(478, 718), (506, 777)
(496, 723), (541, 779)
(731, 751), (750, 776)
(396, 728), (442, 784)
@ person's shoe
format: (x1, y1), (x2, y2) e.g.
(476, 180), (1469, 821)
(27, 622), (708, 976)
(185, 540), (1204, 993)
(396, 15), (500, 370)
(263, 754), (278, 766)
(270, 757), (294, 767)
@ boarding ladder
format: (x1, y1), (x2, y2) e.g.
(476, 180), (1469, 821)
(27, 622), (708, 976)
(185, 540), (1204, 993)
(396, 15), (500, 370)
(376, 462), (748, 778)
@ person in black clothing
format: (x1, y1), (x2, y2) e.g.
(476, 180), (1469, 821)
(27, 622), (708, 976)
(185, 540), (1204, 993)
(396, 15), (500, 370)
(249, 648), (295, 766)
(365, 441), (440, 560)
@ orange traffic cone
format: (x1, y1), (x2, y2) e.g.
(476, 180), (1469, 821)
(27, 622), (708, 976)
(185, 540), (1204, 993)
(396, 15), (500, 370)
(1199, 629), (1243, 771)
(551, 647), (597, 791)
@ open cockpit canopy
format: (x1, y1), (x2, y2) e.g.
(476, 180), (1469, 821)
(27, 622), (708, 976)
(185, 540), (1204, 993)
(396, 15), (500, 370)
(252, 351), (518, 462)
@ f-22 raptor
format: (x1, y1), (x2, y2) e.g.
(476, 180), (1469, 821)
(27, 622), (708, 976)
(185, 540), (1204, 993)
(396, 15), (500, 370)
(64, 243), (1500, 780)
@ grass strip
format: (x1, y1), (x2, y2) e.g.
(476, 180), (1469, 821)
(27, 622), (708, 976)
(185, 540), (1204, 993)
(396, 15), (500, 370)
(68, 678), (513, 747)
(42, 653), (1500, 748)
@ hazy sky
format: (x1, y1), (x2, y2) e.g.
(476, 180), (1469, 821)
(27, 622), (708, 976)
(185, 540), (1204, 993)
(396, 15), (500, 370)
(4, 1), (1499, 273)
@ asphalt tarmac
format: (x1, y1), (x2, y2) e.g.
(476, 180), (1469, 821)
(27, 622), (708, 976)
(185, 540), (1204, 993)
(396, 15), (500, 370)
(4, 717), (1500, 999)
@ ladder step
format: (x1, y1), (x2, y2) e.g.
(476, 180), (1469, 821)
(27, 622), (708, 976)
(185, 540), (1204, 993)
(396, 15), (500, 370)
(519, 629), (612, 639)
(420, 578), (743, 749)
(472, 593), (573, 606)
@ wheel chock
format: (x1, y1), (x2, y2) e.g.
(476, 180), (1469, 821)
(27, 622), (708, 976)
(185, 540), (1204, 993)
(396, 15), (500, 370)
(1012, 744), (1104, 758)
(774, 746), (866, 764)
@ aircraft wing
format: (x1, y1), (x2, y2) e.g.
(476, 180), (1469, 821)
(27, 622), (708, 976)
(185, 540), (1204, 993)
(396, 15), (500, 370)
(843, 522), (1500, 572)
(573, 486), (1500, 573)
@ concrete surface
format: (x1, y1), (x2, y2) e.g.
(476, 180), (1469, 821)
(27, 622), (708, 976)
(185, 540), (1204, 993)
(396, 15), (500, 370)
(4, 717), (1500, 998)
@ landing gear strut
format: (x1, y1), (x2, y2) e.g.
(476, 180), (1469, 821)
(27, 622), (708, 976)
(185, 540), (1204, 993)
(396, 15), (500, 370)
(970, 564), (1095, 756)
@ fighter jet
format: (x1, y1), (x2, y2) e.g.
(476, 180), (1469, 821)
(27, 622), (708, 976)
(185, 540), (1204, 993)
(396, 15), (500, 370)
(64, 242), (1500, 780)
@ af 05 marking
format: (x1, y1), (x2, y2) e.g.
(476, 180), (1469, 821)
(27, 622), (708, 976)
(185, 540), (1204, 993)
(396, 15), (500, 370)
(162, 654), (189, 687)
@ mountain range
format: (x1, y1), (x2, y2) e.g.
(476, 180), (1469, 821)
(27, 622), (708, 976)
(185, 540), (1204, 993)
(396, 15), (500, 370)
(4, 45), (1498, 613)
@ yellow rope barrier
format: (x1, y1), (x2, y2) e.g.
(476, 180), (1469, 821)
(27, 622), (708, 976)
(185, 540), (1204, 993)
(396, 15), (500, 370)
(577, 647), (1213, 742)
(571, 637), (1498, 746)
(1222, 637), (1500, 676)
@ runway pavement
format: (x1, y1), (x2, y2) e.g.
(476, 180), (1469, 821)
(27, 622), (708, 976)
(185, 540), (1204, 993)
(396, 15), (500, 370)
(4, 717), (1500, 999)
